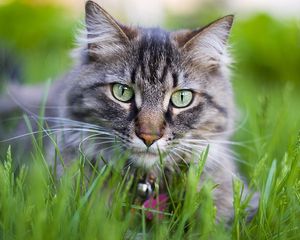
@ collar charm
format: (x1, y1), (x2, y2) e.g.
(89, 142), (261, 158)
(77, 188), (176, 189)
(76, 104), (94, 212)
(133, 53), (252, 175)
(135, 173), (169, 220)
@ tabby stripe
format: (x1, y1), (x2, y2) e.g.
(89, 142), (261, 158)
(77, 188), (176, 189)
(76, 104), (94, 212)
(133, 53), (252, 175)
(188, 102), (204, 115)
(160, 65), (168, 83)
(201, 92), (227, 116)
(138, 37), (147, 79)
(131, 68), (137, 84)
(172, 72), (178, 88)
(127, 101), (138, 122)
(83, 82), (106, 91)
(165, 106), (173, 124)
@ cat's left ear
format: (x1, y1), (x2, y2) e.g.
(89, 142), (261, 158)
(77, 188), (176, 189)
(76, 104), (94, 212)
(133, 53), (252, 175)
(171, 15), (233, 71)
(83, 1), (138, 60)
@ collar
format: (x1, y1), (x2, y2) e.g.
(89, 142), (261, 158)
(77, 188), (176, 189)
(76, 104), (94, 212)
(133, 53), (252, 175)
(134, 172), (169, 220)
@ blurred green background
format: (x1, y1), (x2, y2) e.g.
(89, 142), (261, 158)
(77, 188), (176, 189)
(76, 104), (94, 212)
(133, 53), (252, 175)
(0, 0), (299, 176)
(0, 1), (76, 84)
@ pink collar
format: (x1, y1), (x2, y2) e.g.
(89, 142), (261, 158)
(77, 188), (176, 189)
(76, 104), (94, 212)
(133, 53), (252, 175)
(143, 193), (169, 220)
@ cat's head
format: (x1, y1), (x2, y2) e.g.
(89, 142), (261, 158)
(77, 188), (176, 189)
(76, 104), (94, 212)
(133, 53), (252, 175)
(66, 0), (235, 168)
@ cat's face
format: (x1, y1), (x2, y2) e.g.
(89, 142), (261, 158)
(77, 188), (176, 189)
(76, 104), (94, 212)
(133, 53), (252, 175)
(66, 1), (235, 168)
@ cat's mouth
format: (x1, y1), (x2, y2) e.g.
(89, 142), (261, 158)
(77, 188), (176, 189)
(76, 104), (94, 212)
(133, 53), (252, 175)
(131, 148), (159, 156)
(129, 145), (166, 167)
(130, 150), (162, 168)
(128, 140), (160, 153)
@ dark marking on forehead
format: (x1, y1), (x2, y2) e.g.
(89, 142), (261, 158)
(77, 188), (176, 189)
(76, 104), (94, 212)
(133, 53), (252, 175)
(138, 38), (147, 78)
(136, 28), (175, 84)
(131, 68), (136, 84)
(172, 72), (178, 88)
(160, 65), (168, 83)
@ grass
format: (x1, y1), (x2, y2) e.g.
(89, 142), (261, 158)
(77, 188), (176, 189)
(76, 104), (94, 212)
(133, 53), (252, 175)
(0, 80), (299, 240)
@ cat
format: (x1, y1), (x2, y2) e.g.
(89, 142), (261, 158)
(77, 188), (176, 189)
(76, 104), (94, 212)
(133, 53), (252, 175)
(0, 0), (258, 222)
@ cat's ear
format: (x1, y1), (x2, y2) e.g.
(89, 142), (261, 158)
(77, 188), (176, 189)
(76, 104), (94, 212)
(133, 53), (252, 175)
(84, 1), (138, 59)
(172, 15), (233, 71)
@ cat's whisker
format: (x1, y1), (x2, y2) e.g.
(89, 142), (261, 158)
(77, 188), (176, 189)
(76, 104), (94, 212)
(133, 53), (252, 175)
(182, 139), (252, 166)
(82, 146), (115, 160)
(154, 162), (164, 174)
(105, 144), (123, 155)
(179, 143), (242, 171)
(90, 134), (130, 146)
(179, 139), (208, 146)
(61, 128), (124, 158)
(54, 127), (112, 135)
(207, 157), (238, 178)
(124, 158), (136, 169)
(111, 134), (131, 143)
(123, 162), (134, 170)
(90, 140), (118, 146)
(0, 125), (115, 143)
(48, 124), (103, 133)
(172, 145), (204, 163)
(175, 147), (204, 161)
(78, 137), (113, 155)
(81, 134), (119, 141)
(43, 117), (109, 130)
(84, 143), (123, 158)
(87, 141), (124, 155)
(177, 142), (207, 153)
(212, 145), (253, 167)
(169, 149), (186, 163)
(48, 120), (111, 132)
(171, 146), (194, 159)
(0, 127), (73, 143)
(20, 114), (111, 135)
(165, 152), (181, 171)
(111, 131), (132, 143)
(182, 138), (246, 147)
(86, 137), (118, 142)
(3, 93), (110, 134)
(184, 140), (250, 167)
(169, 149), (189, 167)
(173, 144), (204, 156)
(78, 133), (103, 150)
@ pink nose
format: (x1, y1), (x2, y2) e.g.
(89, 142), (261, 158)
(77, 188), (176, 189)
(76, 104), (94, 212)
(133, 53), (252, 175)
(135, 110), (165, 147)
(138, 133), (161, 147)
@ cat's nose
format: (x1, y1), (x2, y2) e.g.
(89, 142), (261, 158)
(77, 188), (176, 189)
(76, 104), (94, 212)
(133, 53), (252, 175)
(135, 123), (164, 147)
(138, 132), (161, 147)
(135, 109), (165, 147)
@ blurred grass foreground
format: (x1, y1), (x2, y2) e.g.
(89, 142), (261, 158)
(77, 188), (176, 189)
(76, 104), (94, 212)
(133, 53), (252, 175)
(0, 1), (300, 239)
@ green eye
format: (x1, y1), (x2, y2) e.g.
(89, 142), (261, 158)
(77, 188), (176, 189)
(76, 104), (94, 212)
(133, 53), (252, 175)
(171, 90), (193, 108)
(112, 83), (134, 102)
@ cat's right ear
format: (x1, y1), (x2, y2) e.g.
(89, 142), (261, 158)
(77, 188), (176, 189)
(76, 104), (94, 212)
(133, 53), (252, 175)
(171, 15), (233, 72)
(83, 1), (138, 60)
